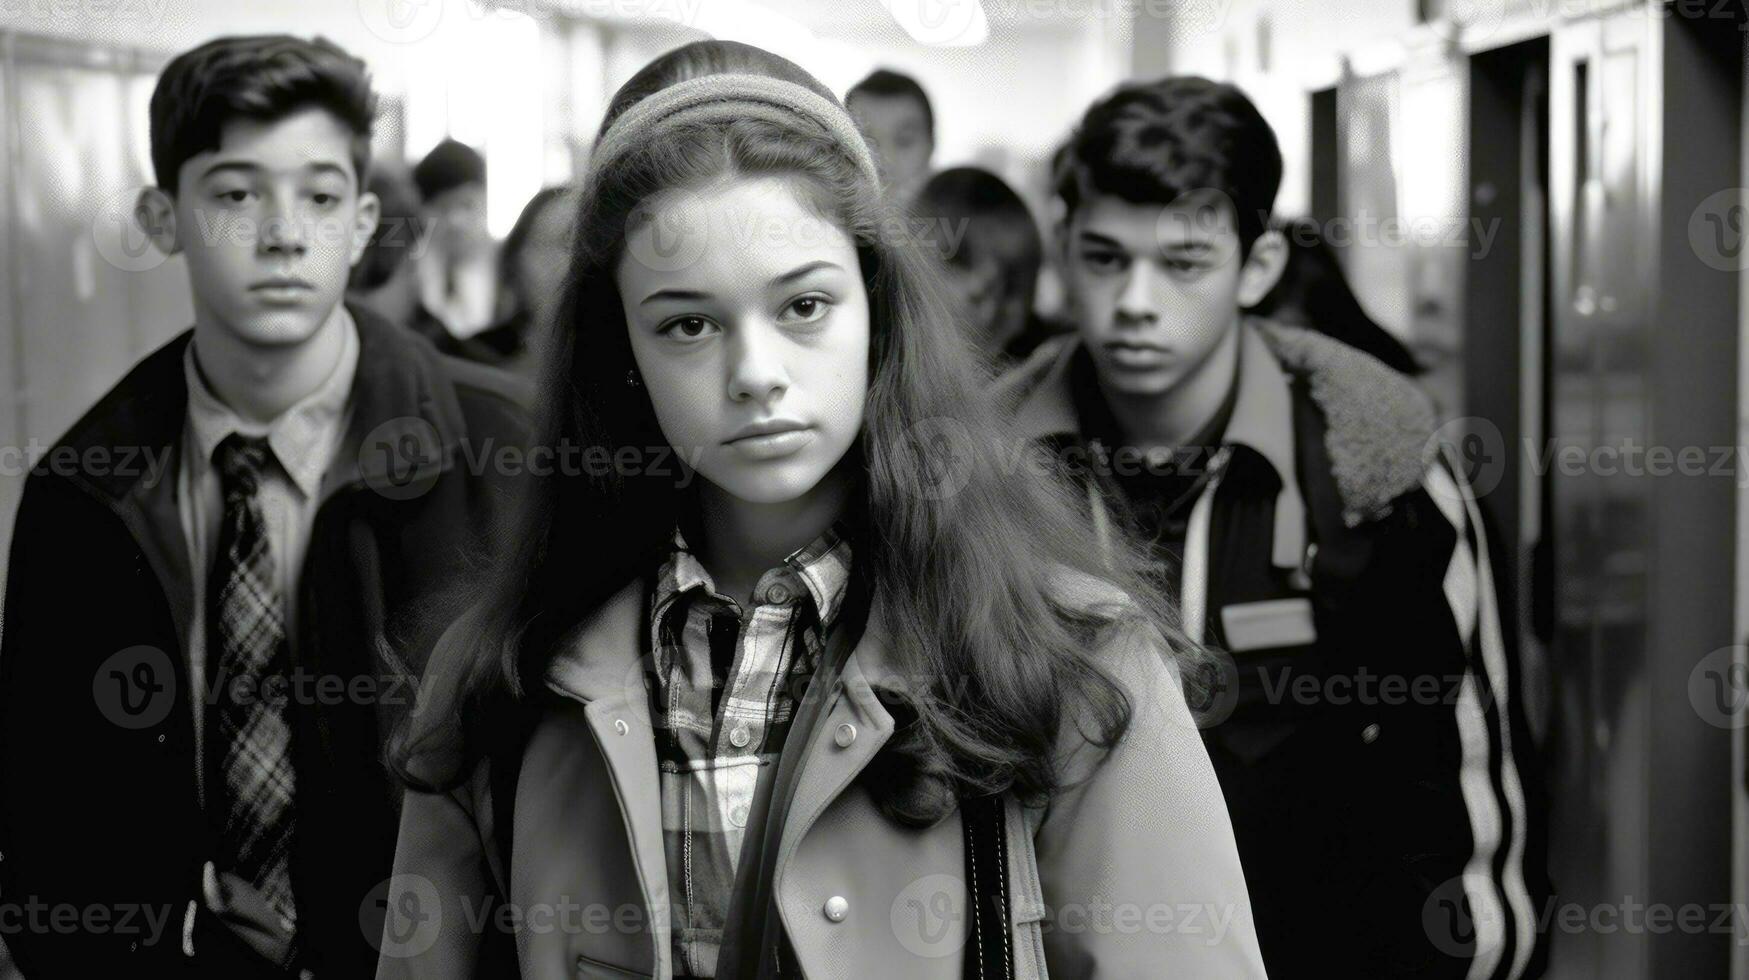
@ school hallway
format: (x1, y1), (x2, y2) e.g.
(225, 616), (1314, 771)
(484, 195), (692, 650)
(3, 0), (1749, 977)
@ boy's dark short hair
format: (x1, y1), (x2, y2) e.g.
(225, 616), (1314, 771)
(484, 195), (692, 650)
(149, 34), (377, 194)
(845, 68), (934, 140)
(412, 138), (486, 202)
(1054, 75), (1281, 255)
(913, 166), (1042, 307)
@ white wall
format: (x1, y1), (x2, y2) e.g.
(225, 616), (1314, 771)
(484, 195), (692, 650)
(1131, 0), (1424, 218)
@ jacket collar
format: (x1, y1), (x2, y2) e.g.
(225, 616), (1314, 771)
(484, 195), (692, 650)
(182, 305), (360, 499)
(1227, 324), (1307, 568)
(58, 303), (472, 505)
(1003, 320), (1308, 569)
(542, 578), (651, 717)
(1251, 319), (1438, 527)
(542, 575), (902, 716)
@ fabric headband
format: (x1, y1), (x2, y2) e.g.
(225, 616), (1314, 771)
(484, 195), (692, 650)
(587, 72), (882, 190)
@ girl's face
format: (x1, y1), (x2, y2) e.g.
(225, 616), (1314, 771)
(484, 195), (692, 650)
(617, 176), (870, 505)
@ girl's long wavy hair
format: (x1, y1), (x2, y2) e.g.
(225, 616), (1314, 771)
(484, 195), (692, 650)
(395, 40), (1190, 824)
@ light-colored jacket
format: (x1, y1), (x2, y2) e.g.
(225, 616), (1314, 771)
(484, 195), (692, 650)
(377, 573), (1268, 979)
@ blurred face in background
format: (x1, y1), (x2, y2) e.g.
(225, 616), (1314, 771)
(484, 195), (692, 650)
(513, 195), (574, 328)
(425, 180), (491, 259)
(156, 106), (378, 348)
(848, 93), (933, 200)
(940, 256), (1004, 353)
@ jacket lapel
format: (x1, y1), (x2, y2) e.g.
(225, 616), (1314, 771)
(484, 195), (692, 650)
(773, 612), (899, 898)
(543, 580), (669, 942)
(56, 330), (196, 650)
(318, 304), (470, 502)
(780, 609), (909, 952)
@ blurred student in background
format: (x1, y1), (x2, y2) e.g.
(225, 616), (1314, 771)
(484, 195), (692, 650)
(353, 169), (563, 387)
(462, 183), (575, 380)
(412, 137), (499, 341)
(1251, 216), (1423, 377)
(913, 165), (1067, 367)
(347, 166), (438, 335)
(846, 68), (934, 203)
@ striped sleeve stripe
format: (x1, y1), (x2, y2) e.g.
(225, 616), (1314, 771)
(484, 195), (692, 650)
(1424, 452), (1537, 980)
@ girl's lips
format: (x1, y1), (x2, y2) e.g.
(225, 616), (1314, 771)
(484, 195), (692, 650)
(724, 427), (816, 461)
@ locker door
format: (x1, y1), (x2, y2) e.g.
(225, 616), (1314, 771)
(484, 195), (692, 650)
(1547, 12), (1653, 979)
(0, 34), (188, 571)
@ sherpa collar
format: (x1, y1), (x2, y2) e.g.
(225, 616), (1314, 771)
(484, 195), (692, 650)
(1250, 318), (1437, 527)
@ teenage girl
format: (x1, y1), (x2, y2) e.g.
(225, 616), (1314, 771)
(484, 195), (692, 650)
(378, 40), (1265, 980)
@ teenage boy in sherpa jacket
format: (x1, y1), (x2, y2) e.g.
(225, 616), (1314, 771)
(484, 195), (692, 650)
(1000, 75), (1551, 978)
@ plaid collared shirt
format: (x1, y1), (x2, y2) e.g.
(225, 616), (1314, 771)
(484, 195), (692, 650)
(647, 524), (852, 978)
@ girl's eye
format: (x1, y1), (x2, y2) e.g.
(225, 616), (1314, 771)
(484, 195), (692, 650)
(312, 193), (338, 206)
(216, 189), (252, 204)
(658, 315), (718, 340)
(780, 294), (832, 324)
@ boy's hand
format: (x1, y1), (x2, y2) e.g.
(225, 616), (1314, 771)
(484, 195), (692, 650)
(198, 860), (300, 972)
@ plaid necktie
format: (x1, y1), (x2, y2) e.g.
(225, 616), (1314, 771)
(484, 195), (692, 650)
(207, 432), (299, 957)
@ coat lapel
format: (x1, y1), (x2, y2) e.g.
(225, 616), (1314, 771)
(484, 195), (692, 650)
(543, 580), (669, 954)
(773, 611), (900, 895)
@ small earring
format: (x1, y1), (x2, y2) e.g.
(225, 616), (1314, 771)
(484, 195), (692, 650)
(625, 369), (641, 388)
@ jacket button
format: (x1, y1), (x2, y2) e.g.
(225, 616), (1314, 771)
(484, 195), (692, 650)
(834, 723), (857, 748)
(823, 896), (849, 922)
(1360, 723), (1381, 744)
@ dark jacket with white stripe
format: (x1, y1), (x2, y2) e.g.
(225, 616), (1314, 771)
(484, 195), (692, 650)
(998, 318), (1551, 979)
(0, 307), (529, 978)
